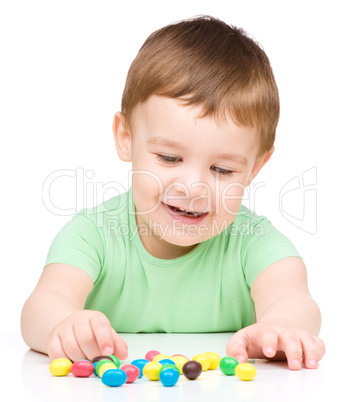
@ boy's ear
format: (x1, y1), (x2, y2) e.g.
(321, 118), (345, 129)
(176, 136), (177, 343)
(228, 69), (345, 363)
(112, 111), (132, 162)
(247, 146), (275, 186)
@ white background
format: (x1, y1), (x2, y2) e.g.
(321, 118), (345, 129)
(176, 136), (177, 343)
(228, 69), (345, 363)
(1, 0), (358, 346)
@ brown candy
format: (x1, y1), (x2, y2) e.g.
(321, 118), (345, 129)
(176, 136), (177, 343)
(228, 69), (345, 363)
(91, 355), (115, 364)
(182, 360), (202, 380)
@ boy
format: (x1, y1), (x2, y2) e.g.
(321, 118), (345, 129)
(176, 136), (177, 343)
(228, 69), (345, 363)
(21, 16), (325, 370)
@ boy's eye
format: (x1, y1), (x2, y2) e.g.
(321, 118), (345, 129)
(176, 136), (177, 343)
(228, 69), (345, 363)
(156, 154), (181, 163)
(156, 154), (234, 176)
(211, 166), (234, 176)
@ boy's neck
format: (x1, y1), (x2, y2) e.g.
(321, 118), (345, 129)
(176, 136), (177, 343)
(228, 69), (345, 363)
(139, 232), (199, 260)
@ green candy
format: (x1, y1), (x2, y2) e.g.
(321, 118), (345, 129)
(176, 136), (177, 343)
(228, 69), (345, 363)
(159, 364), (180, 375)
(108, 355), (121, 368)
(219, 357), (239, 375)
(96, 359), (115, 376)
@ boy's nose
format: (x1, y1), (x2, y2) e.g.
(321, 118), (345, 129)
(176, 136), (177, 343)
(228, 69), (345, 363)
(168, 179), (212, 212)
(172, 184), (186, 194)
(171, 178), (209, 196)
(179, 168), (208, 190)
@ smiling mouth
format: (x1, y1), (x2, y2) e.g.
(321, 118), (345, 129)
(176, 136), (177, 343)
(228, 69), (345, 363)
(166, 203), (207, 217)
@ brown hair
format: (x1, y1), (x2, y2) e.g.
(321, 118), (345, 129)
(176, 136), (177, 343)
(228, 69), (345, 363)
(121, 15), (279, 157)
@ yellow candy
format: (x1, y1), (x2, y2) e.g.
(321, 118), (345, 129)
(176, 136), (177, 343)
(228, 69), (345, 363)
(192, 354), (210, 371)
(171, 355), (189, 374)
(143, 362), (162, 381)
(98, 362), (117, 378)
(235, 363), (256, 381)
(152, 353), (171, 363)
(203, 352), (221, 370)
(49, 358), (72, 376)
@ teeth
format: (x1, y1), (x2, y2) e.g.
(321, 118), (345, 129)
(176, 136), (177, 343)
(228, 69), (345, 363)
(176, 206), (194, 213)
(167, 203), (207, 217)
(169, 204), (204, 216)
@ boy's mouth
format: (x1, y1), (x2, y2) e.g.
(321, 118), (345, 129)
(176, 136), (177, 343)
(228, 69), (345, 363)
(165, 203), (207, 218)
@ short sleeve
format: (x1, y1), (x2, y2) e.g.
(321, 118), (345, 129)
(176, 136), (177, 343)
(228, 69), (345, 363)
(43, 214), (104, 283)
(240, 216), (302, 288)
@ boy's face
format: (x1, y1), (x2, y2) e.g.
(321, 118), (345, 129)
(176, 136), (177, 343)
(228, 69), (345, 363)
(113, 95), (273, 259)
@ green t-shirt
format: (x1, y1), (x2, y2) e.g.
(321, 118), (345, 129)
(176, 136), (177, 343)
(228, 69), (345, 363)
(44, 188), (301, 333)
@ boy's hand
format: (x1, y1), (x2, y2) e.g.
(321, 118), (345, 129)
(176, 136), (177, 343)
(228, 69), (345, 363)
(226, 323), (325, 370)
(47, 310), (128, 362)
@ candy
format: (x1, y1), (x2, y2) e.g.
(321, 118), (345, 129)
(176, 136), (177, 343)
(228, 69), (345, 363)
(182, 360), (202, 380)
(159, 358), (176, 366)
(219, 357), (238, 375)
(235, 363), (256, 381)
(143, 362), (162, 381)
(172, 354), (189, 360)
(171, 355), (189, 374)
(120, 364), (140, 383)
(102, 369), (127, 387)
(95, 359), (112, 376)
(93, 362), (99, 376)
(203, 352), (221, 370)
(192, 354), (210, 371)
(92, 355), (115, 364)
(98, 362), (117, 377)
(152, 353), (171, 363)
(131, 359), (149, 378)
(70, 360), (94, 377)
(50, 350), (253, 388)
(159, 364), (180, 375)
(108, 355), (121, 368)
(49, 358), (73, 376)
(145, 350), (160, 361)
(159, 368), (180, 387)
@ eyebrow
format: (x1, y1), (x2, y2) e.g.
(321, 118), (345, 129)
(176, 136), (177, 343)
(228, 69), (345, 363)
(147, 136), (248, 165)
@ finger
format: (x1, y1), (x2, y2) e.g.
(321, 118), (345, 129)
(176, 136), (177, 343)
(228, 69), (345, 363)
(316, 337), (326, 361)
(74, 316), (101, 360)
(61, 325), (86, 362)
(258, 327), (278, 358)
(111, 329), (128, 360)
(301, 334), (324, 369)
(90, 312), (114, 356)
(226, 331), (249, 363)
(48, 334), (70, 361)
(278, 331), (303, 370)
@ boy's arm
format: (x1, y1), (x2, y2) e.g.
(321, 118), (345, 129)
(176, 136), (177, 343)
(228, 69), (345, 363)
(21, 263), (128, 361)
(226, 257), (325, 370)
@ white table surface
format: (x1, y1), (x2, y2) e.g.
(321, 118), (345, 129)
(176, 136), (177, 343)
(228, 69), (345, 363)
(0, 330), (352, 402)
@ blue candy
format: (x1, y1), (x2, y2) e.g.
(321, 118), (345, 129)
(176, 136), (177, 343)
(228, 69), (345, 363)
(159, 359), (175, 366)
(159, 368), (180, 387)
(131, 359), (149, 378)
(101, 369), (127, 387)
(93, 362), (98, 376)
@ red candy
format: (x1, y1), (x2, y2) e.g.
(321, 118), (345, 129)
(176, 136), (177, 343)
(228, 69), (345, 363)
(120, 364), (140, 383)
(145, 350), (161, 362)
(70, 360), (94, 377)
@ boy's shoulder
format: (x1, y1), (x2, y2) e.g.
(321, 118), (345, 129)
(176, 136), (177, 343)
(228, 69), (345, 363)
(77, 191), (130, 216)
(235, 203), (269, 225)
(73, 191), (132, 233)
(227, 204), (273, 239)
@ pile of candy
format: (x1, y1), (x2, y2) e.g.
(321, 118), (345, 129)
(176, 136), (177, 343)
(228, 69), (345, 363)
(49, 350), (256, 387)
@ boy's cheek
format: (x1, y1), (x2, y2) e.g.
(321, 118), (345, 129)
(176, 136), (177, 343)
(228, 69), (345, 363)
(220, 187), (245, 216)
